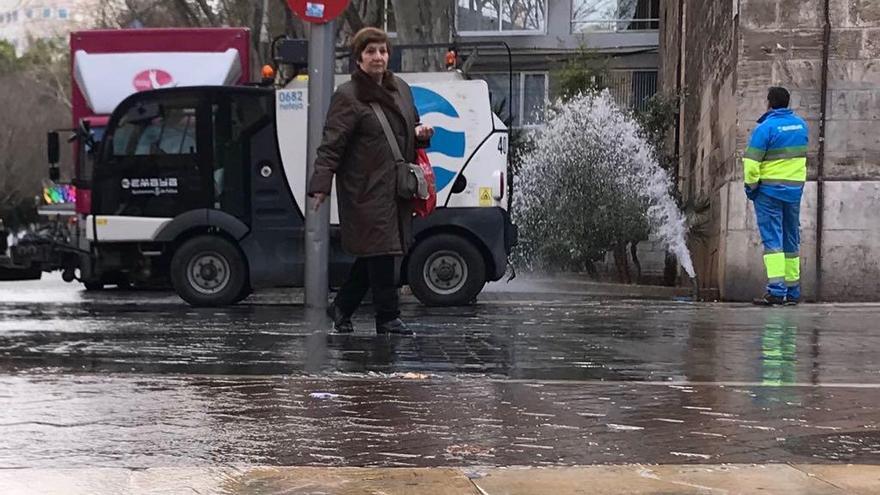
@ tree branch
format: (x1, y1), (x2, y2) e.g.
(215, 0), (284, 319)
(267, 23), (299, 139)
(172, 0), (201, 26)
(343, 2), (365, 34)
(193, 0), (219, 25)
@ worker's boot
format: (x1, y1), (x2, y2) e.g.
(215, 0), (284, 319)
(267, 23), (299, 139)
(326, 303), (354, 334)
(376, 318), (413, 335)
(752, 293), (786, 306)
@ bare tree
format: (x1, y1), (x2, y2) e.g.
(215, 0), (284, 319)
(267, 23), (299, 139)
(389, 0), (452, 71)
(572, 0), (647, 31)
(93, 0), (313, 68)
(0, 74), (69, 225)
(342, 0), (385, 37)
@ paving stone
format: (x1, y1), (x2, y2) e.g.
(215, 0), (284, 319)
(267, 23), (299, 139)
(471, 466), (707, 495)
(794, 464), (880, 495)
(650, 464), (848, 494)
(224, 467), (481, 495)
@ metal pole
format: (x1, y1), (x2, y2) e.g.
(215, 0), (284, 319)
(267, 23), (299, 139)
(304, 20), (335, 318)
(816, 0), (831, 302)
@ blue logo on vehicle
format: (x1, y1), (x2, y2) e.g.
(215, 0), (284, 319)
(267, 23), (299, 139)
(412, 86), (466, 192)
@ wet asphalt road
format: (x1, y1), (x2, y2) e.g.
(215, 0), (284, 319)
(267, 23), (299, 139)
(1, 275), (879, 469)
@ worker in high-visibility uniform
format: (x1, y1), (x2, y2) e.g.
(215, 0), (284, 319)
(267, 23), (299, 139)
(743, 87), (809, 305)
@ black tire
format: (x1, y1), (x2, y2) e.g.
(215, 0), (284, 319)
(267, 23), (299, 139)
(406, 234), (486, 306)
(232, 284), (252, 304)
(170, 235), (247, 307)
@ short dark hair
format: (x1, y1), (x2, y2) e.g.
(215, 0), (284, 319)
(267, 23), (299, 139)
(767, 86), (790, 109)
(351, 27), (390, 63)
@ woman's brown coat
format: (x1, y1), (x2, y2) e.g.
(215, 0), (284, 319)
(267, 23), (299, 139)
(308, 68), (418, 257)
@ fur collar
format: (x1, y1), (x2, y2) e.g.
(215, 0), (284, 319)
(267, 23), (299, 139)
(351, 67), (405, 121)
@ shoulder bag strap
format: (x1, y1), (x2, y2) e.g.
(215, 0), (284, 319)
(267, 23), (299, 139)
(369, 102), (405, 163)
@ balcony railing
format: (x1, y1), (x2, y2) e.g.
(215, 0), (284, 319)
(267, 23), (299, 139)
(572, 18), (659, 33)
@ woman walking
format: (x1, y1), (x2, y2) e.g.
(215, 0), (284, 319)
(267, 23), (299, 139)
(308, 27), (433, 335)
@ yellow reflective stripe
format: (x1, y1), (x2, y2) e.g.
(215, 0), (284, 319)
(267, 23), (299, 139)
(785, 256), (800, 283)
(764, 252), (785, 279)
(761, 158), (807, 181)
(743, 158), (762, 186)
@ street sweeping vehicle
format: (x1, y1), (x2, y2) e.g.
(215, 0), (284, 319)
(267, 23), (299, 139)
(1, 28), (251, 286)
(4, 28), (516, 307)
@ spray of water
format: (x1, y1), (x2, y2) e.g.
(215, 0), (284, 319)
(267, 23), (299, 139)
(517, 91), (696, 278)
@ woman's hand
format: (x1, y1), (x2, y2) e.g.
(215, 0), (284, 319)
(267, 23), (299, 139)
(415, 124), (434, 140)
(312, 192), (327, 211)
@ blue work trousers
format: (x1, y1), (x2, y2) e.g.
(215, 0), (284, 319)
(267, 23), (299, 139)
(754, 192), (801, 300)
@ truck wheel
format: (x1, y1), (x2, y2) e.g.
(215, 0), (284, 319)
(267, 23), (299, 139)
(233, 285), (252, 304)
(171, 235), (247, 307)
(407, 234), (486, 306)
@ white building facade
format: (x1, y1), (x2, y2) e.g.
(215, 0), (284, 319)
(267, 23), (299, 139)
(0, 0), (99, 55)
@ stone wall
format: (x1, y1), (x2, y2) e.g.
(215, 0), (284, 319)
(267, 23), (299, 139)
(659, 0), (738, 291)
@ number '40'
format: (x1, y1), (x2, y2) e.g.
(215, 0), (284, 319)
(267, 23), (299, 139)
(497, 135), (507, 154)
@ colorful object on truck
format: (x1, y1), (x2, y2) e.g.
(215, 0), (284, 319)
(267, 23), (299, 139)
(43, 184), (76, 205)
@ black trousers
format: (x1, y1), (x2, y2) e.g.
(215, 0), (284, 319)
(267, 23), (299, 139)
(333, 255), (400, 323)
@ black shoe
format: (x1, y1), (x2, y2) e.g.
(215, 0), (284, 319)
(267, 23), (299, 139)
(376, 318), (413, 335)
(326, 304), (354, 333)
(753, 294), (786, 306)
(785, 297), (800, 306)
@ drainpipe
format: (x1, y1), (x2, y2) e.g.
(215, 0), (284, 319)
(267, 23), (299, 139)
(816, 0), (831, 301)
(674, 0), (685, 186)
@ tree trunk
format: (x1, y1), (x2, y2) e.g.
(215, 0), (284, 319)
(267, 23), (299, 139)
(613, 241), (631, 284)
(664, 252), (678, 286)
(585, 260), (598, 279)
(629, 241), (642, 283)
(389, 0), (452, 72)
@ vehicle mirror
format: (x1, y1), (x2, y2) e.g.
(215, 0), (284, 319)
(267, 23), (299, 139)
(78, 121), (97, 151)
(47, 131), (60, 164)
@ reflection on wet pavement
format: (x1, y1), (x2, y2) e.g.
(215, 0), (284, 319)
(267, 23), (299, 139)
(2, 295), (879, 384)
(1, 277), (879, 470)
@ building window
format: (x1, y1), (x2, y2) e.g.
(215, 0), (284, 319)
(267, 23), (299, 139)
(457, 0), (547, 34)
(58, 8), (68, 19)
(383, 0), (396, 34)
(472, 72), (548, 127)
(11, 10), (17, 22)
(43, 8), (52, 18)
(26, 8), (33, 18)
(572, 0), (660, 33)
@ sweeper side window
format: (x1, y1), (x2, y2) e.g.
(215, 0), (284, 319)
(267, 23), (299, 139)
(113, 106), (197, 157)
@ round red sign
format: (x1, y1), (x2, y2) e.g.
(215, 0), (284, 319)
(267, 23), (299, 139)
(286, 0), (350, 24)
(133, 69), (174, 91)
